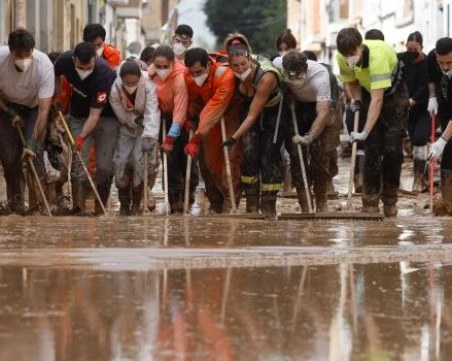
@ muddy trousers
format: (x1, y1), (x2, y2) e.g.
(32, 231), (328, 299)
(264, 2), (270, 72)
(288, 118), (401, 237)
(69, 115), (118, 213)
(241, 103), (283, 215)
(163, 117), (199, 213)
(0, 105), (46, 213)
(360, 85), (409, 210)
(113, 125), (159, 215)
(285, 101), (331, 212)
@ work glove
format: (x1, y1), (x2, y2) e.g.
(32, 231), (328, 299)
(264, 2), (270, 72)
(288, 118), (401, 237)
(292, 133), (313, 146)
(347, 99), (362, 113)
(350, 130), (369, 143)
(142, 137), (157, 153)
(221, 136), (237, 149)
(428, 97), (438, 116)
(22, 138), (38, 160)
(428, 136), (448, 161)
(74, 135), (84, 150)
(184, 133), (203, 158)
(7, 108), (23, 127)
(161, 135), (175, 153)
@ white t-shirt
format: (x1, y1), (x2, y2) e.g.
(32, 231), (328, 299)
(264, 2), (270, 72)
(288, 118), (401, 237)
(285, 59), (331, 103)
(0, 46), (55, 108)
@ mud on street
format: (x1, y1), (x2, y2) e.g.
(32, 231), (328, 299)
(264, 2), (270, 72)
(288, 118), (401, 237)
(0, 159), (452, 360)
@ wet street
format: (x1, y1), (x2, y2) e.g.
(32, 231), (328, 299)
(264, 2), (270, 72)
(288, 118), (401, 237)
(1, 160), (452, 360)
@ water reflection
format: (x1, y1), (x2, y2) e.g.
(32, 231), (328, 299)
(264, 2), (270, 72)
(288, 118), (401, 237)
(1, 261), (452, 360)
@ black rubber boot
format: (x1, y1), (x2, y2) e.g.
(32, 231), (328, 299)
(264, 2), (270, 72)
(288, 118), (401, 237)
(260, 191), (277, 217)
(71, 181), (87, 216)
(131, 186), (143, 215)
(118, 188), (131, 216)
(244, 182), (260, 213)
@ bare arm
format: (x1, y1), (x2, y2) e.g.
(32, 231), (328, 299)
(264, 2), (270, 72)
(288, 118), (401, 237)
(363, 88), (384, 134)
(309, 100), (330, 139)
(442, 120), (452, 140)
(79, 108), (103, 138)
(33, 97), (52, 140)
(232, 73), (277, 140)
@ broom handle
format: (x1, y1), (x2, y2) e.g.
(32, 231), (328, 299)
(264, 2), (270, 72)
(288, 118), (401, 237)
(430, 114), (436, 212)
(183, 129), (193, 215)
(290, 100), (313, 213)
(221, 117), (238, 213)
(162, 120), (170, 216)
(347, 111), (360, 210)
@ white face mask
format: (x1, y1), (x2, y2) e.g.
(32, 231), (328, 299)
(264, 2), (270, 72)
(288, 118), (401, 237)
(346, 55), (360, 67)
(173, 42), (187, 56)
(96, 46), (104, 57)
(14, 58), (32, 72)
(442, 69), (452, 79)
(234, 68), (252, 82)
(155, 68), (171, 80)
(123, 85), (138, 94)
(193, 72), (208, 87)
(76, 68), (93, 81)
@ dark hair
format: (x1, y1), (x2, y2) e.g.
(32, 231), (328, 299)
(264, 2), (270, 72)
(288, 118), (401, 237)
(225, 32), (251, 58)
(407, 31), (423, 46)
(175, 24), (193, 39)
(83, 23), (107, 42)
(276, 29), (297, 51)
(185, 48), (210, 67)
(119, 60), (142, 78)
(436, 37), (452, 56)
(153, 45), (175, 62)
(73, 42), (96, 64)
(140, 46), (155, 63)
(8, 28), (35, 52)
(282, 51), (308, 74)
(336, 27), (363, 56)
(47, 52), (61, 64)
(364, 29), (385, 41)
(301, 50), (317, 61)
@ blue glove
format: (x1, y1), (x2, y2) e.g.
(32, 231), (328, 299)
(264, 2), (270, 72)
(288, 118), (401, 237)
(167, 123), (182, 138)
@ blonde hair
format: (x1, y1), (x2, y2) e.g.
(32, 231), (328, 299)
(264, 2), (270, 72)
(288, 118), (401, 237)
(224, 32), (251, 58)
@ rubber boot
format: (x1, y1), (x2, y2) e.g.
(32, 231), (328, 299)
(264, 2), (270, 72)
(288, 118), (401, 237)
(296, 187), (311, 213)
(260, 191), (277, 217)
(169, 192), (183, 214)
(118, 188), (131, 216)
(9, 193), (25, 215)
(244, 182), (260, 213)
(131, 186), (143, 215)
(354, 153), (365, 194)
(441, 169), (452, 215)
(95, 184), (111, 215)
(315, 195), (328, 213)
(71, 180), (87, 215)
(412, 146), (428, 193)
(283, 163), (292, 193)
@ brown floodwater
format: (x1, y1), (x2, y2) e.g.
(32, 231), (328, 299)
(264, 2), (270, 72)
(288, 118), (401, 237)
(0, 215), (452, 361)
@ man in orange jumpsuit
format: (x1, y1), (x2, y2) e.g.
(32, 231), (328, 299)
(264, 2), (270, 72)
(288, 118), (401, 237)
(184, 48), (242, 213)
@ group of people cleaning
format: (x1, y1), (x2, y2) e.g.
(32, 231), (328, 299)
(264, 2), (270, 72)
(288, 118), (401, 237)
(0, 22), (451, 217)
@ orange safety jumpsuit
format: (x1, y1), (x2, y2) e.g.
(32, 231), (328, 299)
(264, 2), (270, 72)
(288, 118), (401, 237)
(185, 57), (242, 212)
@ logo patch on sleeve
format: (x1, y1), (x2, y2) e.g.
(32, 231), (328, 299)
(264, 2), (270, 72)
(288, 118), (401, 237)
(96, 91), (107, 104)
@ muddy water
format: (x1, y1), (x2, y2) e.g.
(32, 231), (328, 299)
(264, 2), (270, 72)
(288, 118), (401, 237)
(0, 216), (452, 361)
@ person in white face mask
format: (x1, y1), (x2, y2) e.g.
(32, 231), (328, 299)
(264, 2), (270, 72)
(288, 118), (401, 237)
(221, 33), (284, 217)
(426, 37), (452, 215)
(172, 24), (193, 63)
(0, 29), (55, 214)
(183, 47), (241, 213)
(110, 60), (161, 215)
(336, 27), (409, 217)
(147, 45), (195, 213)
(83, 23), (122, 71)
(54, 42), (118, 215)
(282, 51), (333, 213)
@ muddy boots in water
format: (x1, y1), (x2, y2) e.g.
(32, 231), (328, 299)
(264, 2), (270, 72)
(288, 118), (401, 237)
(169, 192), (184, 214)
(131, 187), (143, 215)
(354, 152), (365, 193)
(244, 182), (260, 213)
(118, 188), (131, 216)
(436, 170), (452, 216)
(71, 181), (87, 215)
(315, 194), (328, 213)
(412, 146), (428, 193)
(260, 191), (277, 217)
(296, 187), (312, 213)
